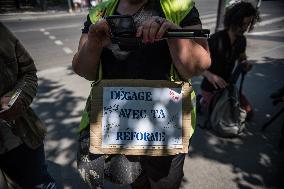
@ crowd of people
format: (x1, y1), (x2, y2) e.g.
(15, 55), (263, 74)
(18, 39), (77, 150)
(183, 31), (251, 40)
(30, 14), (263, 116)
(0, 0), (261, 188)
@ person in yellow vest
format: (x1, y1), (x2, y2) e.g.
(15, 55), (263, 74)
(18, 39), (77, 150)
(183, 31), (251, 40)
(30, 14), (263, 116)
(72, 0), (211, 188)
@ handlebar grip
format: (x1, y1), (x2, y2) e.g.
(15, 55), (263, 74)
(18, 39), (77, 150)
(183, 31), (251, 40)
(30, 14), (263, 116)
(163, 29), (210, 39)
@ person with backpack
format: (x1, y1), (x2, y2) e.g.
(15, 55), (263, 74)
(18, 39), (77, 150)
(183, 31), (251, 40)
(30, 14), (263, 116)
(200, 1), (260, 117)
(72, 0), (211, 188)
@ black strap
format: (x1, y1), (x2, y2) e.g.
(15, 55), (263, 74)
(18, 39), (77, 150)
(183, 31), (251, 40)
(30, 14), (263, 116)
(239, 71), (245, 100)
(229, 63), (246, 99)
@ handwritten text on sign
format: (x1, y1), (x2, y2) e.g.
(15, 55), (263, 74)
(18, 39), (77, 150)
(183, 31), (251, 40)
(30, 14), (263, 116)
(102, 87), (183, 149)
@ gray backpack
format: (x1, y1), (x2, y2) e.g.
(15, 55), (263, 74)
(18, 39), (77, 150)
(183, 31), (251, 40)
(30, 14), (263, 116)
(204, 69), (247, 137)
(209, 84), (247, 137)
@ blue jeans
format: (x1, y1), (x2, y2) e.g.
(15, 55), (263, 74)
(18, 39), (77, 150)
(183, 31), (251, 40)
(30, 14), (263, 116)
(0, 143), (56, 189)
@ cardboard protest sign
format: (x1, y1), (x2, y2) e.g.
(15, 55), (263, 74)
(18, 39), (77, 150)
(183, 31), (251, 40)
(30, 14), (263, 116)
(89, 80), (193, 156)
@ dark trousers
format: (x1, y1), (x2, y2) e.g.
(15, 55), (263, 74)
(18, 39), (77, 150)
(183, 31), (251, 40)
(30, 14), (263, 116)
(0, 143), (55, 189)
(77, 127), (186, 189)
(130, 154), (185, 189)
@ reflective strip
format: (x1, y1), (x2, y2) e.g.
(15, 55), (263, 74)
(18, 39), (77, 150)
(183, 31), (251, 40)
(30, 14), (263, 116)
(160, 0), (194, 25)
(45, 182), (57, 189)
(34, 182), (57, 189)
(89, 0), (118, 24)
(79, 108), (90, 132)
(190, 89), (197, 138)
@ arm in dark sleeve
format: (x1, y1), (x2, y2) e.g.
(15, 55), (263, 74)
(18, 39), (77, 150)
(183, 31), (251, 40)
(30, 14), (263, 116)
(82, 15), (92, 34)
(207, 36), (219, 72)
(238, 36), (247, 61)
(15, 39), (38, 108)
(180, 7), (202, 27)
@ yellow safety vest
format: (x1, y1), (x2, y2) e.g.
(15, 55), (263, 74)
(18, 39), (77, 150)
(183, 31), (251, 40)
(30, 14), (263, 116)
(79, 0), (197, 138)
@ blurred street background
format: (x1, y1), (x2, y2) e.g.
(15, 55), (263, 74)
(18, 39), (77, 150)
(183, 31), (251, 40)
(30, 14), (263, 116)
(0, 0), (284, 188)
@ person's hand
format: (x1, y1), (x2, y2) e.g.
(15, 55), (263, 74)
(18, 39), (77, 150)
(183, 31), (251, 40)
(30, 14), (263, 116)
(88, 19), (112, 48)
(203, 71), (227, 89)
(0, 95), (10, 110)
(240, 60), (253, 73)
(136, 16), (181, 43)
(0, 95), (23, 121)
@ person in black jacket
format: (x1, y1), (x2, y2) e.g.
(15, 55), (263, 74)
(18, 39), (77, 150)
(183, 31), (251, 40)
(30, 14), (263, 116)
(0, 22), (57, 189)
(200, 2), (260, 116)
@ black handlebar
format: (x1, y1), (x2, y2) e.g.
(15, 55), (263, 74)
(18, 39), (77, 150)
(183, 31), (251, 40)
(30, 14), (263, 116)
(105, 15), (210, 50)
(163, 29), (210, 39)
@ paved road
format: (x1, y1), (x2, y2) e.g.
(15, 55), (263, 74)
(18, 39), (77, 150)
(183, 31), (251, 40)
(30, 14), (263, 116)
(0, 0), (284, 188)
(1, 13), (86, 71)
